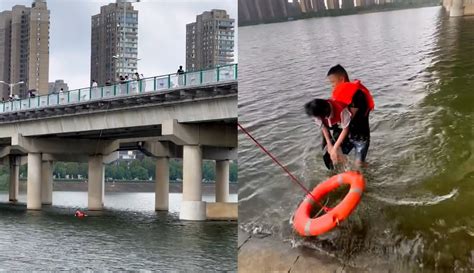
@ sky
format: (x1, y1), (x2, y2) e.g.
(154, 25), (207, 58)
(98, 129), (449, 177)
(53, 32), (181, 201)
(0, 0), (238, 89)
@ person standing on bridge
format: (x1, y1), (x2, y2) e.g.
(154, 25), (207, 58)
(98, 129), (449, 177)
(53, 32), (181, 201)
(177, 66), (185, 74)
(91, 80), (98, 99)
(177, 65), (185, 86)
(141, 74), (146, 91)
(118, 75), (126, 95)
(133, 72), (140, 93)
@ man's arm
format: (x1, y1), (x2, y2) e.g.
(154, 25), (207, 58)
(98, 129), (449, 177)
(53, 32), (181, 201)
(329, 108), (351, 162)
(349, 90), (366, 116)
(333, 126), (349, 151)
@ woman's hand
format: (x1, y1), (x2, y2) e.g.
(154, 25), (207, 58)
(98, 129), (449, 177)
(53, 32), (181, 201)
(329, 148), (339, 163)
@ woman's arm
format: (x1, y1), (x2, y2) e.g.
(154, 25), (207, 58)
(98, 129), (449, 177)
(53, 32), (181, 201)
(321, 126), (333, 151)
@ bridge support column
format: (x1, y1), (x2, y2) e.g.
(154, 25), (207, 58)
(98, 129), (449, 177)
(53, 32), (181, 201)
(88, 155), (104, 211)
(155, 157), (169, 211)
(9, 156), (19, 203)
(41, 161), (53, 205)
(216, 160), (230, 203)
(27, 153), (42, 210)
(180, 145), (206, 221)
(450, 0), (464, 16)
(443, 0), (452, 12)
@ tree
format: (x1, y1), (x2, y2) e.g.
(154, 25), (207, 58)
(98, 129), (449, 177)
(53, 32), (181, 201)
(169, 159), (182, 181)
(202, 160), (215, 182)
(54, 162), (67, 179)
(78, 163), (88, 178)
(131, 166), (148, 180)
(142, 157), (156, 179)
(65, 163), (79, 179)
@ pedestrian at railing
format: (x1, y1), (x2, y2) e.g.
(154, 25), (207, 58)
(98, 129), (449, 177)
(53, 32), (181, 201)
(177, 65), (185, 87)
(141, 74), (146, 91)
(133, 72), (140, 94)
(28, 89), (36, 98)
(91, 79), (99, 99)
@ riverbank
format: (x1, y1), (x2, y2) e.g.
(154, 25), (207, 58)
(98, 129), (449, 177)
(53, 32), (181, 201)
(238, 229), (401, 272)
(238, 228), (418, 272)
(238, 229), (359, 273)
(16, 181), (238, 194)
(239, 2), (440, 27)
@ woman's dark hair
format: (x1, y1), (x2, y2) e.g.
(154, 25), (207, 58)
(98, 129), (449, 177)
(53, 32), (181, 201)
(327, 64), (349, 82)
(305, 99), (331, 118)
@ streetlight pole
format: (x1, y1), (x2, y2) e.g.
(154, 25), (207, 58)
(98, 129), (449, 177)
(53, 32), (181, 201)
(0, 81), (24, 98)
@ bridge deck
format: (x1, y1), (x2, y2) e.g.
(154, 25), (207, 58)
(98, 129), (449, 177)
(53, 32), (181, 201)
(0, 80), (237, 124)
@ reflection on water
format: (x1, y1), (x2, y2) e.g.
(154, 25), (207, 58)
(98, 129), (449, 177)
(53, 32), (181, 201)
(239, 6), (474, 271)
(0, 192), (237, 271)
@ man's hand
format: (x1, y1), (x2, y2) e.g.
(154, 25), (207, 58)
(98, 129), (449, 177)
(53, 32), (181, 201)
(329, 147), (346, 164)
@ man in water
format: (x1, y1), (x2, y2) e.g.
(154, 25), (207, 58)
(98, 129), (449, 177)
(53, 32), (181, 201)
(306, 64), (374, 168)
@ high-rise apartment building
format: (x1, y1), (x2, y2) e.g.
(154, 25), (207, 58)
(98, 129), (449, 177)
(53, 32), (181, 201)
(48, 79), (68, 94)
(0, 0), (50, 99)
(91, 1), (138, 85)
(186, 9), (235, 72)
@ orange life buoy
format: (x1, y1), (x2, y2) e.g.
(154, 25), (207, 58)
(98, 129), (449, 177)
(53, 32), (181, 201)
(293, 171), (365, 236)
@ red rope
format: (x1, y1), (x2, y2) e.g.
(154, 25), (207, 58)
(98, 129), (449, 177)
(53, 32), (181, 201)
(237, 122), (328, 211)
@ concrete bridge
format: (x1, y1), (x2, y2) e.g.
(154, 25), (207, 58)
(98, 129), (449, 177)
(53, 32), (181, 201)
(0, 64), (238, 221)
(443, 0), (474, 16)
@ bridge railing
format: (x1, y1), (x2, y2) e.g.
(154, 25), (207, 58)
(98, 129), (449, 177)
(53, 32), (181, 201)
(0, 63), (238, 114)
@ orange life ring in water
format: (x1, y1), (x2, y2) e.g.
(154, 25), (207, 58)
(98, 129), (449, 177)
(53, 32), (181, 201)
(293, 171), (365, 237)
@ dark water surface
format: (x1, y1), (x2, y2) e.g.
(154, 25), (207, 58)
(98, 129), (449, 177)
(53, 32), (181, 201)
(239, 7), (474, 272)
(0, 192), (237, 271)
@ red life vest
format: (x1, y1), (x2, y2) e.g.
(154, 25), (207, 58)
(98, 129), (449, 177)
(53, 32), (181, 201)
(75, 210), (86, 218)
(321, 100), (348, 128)
(331, 80), (374, 115)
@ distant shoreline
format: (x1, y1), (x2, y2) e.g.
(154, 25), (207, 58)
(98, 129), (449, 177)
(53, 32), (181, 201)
(16, 180), (238, 195)
(239, 3), (440, 27)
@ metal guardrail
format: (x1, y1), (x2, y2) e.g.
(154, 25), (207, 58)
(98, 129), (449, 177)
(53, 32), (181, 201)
(0, 64), (238, 114)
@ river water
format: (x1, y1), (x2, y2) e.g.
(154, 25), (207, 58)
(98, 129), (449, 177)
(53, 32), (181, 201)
(239, 6), (474, 272)
(0, 192), (237, 271)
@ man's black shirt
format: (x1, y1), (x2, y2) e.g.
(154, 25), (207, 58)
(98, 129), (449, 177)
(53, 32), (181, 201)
(348, 90), (370, 140)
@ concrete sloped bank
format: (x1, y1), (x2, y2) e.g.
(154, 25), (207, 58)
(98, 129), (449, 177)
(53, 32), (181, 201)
(238, 229), (354, 273)
(237, 228), (402, 273)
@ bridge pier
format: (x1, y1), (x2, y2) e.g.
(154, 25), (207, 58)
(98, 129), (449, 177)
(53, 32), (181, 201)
(41, 161), (53, 205)
(450, 0), (464, 16)
(27, 153), (42, 210)
(88, 155), (104, 210)
(9, 156), (19, 203)
(155, 157), (169, 211)
(180, 145), (206, 221)
(216, 160), (230, 202)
